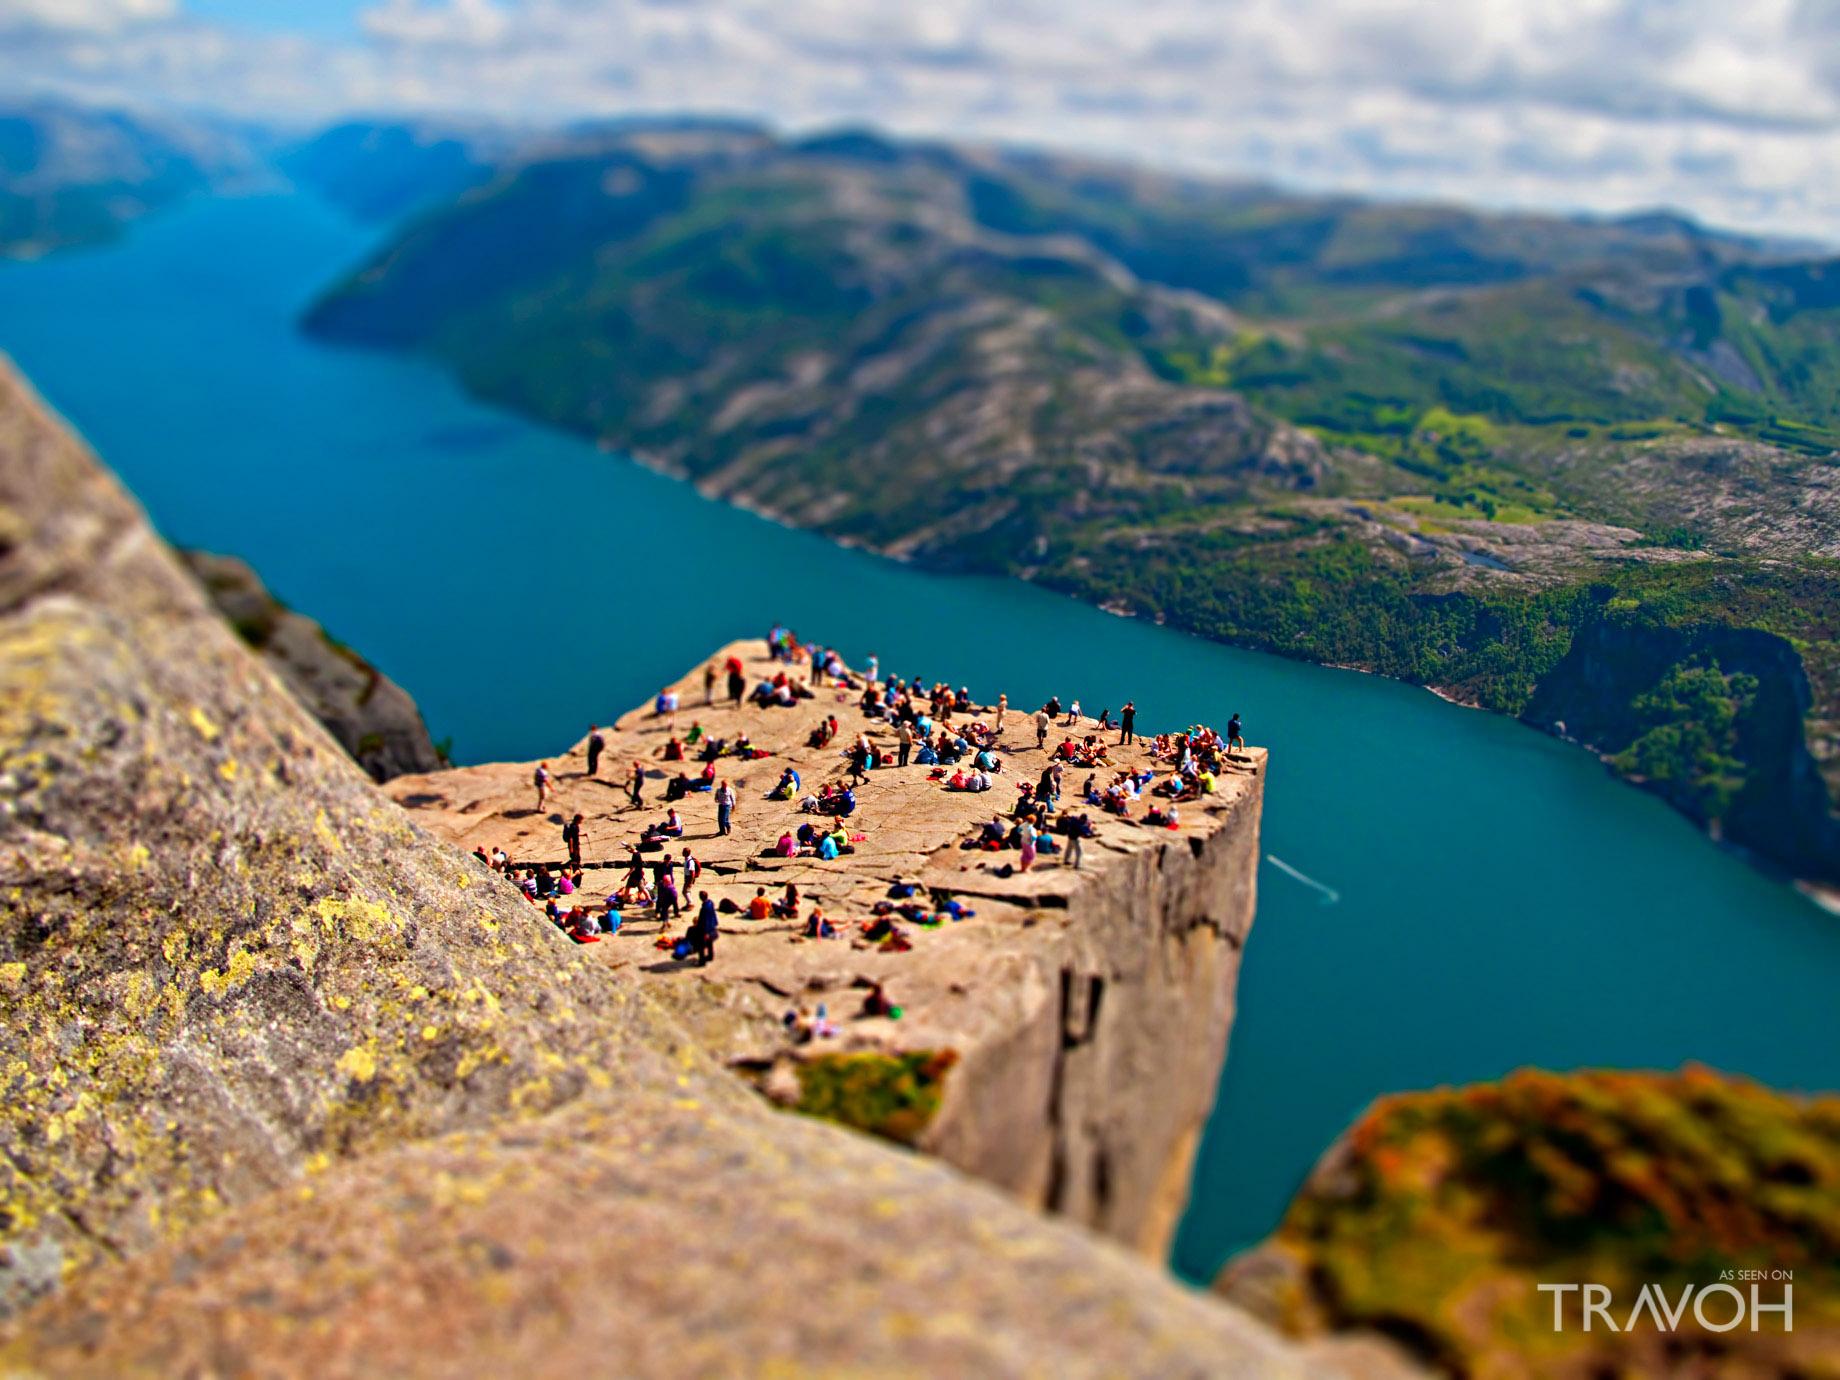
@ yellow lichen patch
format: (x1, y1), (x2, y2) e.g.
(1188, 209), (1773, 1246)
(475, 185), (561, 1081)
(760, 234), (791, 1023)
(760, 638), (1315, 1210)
(217, 759), (238, 781)
(314, 896), (397, 947)
(199, 947), (258, 998)
(126, 843), (151, 871)
(0, 961), (25, 990)
(336, 1044), (379, 1083)
(188, 707), (220, 741)
(313, 809), (344, 855)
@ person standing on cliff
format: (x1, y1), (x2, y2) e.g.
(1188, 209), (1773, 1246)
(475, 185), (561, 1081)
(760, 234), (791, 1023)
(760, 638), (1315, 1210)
(564, 813), (584, 869)
(586, 725), (605, 777)
(653, 852), (678, 920)
(727, 663), (747, 707)
(629, 759), (645, 809)
(897, 719), (913, 768)
(715, 778), (736, 836)
(693, 890), (719, 965)
(1119, 701), (1137, 746)
(995, 693), (1008, 736)
(1034, 706), (1051, 749)
(1227, 713), (1244, 758)
(534, 761), (552, 813)
(703, 661), (718, 705)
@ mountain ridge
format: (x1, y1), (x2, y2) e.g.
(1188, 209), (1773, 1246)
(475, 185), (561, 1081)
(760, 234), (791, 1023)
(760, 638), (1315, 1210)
(295, 121), (1840, 890)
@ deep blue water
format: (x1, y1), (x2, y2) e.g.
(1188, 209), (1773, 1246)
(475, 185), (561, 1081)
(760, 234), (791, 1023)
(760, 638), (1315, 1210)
(2, 193), (1835, 1284)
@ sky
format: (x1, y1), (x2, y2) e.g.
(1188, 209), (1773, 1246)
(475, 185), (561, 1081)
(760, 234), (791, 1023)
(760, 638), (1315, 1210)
(8, 0), (1840, 241)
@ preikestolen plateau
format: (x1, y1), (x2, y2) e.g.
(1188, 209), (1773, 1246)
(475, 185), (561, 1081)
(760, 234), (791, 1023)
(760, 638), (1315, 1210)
(1, 3), (1838, 1375)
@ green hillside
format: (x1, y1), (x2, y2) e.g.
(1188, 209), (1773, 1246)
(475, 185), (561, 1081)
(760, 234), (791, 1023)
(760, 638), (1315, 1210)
(0, 101), (253, 256)
(298, 125), (1840, 887)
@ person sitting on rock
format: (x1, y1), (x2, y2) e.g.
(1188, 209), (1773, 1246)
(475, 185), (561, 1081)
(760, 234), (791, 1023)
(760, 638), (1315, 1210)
(747, 886), (773, 920)
(661, 808), (684, 837)
(774, 882), (801, 919)
(658, 735), (684, 762)
(804, 906), (836, 939)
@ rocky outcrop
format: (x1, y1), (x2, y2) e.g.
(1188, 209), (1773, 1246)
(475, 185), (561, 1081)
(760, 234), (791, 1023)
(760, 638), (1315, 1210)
(386, 645), (1266, 1259)
(1216, 1067), (1840, 1378)
(1522, 610), (1840, 885)
(0, 357), (1315, 1375)
(180, 549), (444, 782)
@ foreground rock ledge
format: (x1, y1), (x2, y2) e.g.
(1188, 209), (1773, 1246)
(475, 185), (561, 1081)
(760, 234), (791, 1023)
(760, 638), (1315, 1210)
(389, 645), (1268, 1258)
(0, 357), (1318, 1376)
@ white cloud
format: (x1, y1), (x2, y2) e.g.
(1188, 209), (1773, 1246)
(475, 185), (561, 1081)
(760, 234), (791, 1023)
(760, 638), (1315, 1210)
(12, 0), (1840, 243)
(364, 0), (510, 48)
(0, 0), (173, 32)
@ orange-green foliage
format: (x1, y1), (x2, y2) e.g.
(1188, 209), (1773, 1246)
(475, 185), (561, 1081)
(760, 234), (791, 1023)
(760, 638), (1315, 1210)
(795, 1050), (958, 1146)
(1267, 1067), (1840, 1376)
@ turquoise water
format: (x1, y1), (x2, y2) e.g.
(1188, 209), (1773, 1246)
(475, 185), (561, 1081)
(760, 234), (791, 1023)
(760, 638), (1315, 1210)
(2, 193), (1836, 1284)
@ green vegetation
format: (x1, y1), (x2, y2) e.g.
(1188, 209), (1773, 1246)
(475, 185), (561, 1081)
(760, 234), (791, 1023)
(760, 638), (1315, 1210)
(794, 1050), (958, 1146)
(1225, 1068), (1840, 1374)
(1612, 662), (1758, 819)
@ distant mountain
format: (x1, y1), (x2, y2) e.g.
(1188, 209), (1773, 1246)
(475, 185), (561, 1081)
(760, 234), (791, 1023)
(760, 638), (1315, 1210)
(0, 99), (260, 256)
(276, 121), (509, 224)
(278, 115), (771, 225)
(302, 122), (1840, 889)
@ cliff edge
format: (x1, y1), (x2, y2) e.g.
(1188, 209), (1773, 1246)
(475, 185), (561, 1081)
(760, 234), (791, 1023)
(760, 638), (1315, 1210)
(387, 648), (1266, 1257)
(0, 356), (1318, 1376)
(181, 549), (445, 782)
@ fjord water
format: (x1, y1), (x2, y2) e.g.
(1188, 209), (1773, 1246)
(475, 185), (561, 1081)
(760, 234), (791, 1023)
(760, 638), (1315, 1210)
(3, 192), (1836, 1284)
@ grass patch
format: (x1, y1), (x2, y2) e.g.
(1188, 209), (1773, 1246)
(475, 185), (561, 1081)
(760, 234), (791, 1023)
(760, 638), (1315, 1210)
(795, 1049), (958, 1146)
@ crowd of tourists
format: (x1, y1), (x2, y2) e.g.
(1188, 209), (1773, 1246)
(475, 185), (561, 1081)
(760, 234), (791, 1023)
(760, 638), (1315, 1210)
(478, 622), (1248, 964)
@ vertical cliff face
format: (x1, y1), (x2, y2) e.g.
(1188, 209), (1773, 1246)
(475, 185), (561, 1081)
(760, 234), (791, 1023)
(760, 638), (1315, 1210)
(920, 776), (1262, 1256)
(1522, 614), (1840, 884)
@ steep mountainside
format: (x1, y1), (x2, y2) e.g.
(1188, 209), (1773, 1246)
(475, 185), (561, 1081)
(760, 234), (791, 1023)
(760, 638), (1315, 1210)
(0, 100), (256, 256)
(181, 550), (446, 781)
(300, 125), (1840, 888)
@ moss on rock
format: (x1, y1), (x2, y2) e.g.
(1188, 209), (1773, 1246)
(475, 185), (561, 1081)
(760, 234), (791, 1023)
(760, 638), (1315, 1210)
(796, 1050), (958, 1146)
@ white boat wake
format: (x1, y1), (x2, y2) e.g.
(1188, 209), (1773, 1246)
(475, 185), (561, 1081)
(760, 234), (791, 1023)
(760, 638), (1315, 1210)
(1265, 854), (1341, 905)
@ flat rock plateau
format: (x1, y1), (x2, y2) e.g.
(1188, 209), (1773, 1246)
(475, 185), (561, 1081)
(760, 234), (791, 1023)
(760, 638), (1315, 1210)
(389, 646), (1269, 1256)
